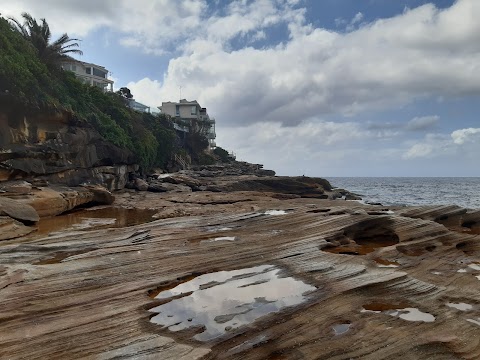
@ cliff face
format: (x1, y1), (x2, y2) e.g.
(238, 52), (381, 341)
(0, 111), (138, 190)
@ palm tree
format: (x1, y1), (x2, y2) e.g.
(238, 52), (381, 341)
(8, 12), (83, 67)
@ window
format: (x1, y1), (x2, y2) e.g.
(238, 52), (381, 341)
(191, 106), (197, 115)
(63, 64), (75, 71)
(175, 105), (180, 116)
(86, 67), (91, 74)
(93, 67), (107, 78)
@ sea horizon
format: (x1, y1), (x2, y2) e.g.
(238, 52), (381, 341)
(325, 176), (480, 209)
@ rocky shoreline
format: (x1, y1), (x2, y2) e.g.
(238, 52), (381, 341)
(1, 162), (480, 359)
(0, 161), (360, 241)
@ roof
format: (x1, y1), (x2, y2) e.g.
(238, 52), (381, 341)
(161, 99), (201, 106)
(61, 59), (108, 70)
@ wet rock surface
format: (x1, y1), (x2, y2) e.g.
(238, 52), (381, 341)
(1, 170), (480, 359)
(0, 184), (115, 240)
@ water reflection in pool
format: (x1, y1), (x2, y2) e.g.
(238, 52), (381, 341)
(34, 207), (156, 236)
(149, 265), (316, 341)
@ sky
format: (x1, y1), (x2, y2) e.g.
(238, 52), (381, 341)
(2, 0), (479, 177)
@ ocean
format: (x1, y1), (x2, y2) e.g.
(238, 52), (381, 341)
(326, 177), (480, 210)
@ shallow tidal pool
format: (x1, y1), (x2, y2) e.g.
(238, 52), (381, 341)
(149, 265), (316, 341)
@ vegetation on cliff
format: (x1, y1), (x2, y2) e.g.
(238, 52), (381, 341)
(8, 12), (83, 68)
(0, 15), (176, 170)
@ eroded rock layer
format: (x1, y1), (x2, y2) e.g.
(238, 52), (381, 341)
(1, 191), (479, 359)
(0, 111), (137, 190)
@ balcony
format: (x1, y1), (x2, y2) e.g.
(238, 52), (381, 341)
(199, 116), (216, 123)
(173, 123), (189, 132)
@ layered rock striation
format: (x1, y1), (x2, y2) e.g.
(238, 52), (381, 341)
(1, 165), (479, 359)
(0, 111), (137, 190)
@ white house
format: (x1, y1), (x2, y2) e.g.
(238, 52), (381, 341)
(158, 99), (216, 149)
(128, 99), (150, 113)
(61, 60), (114, 92)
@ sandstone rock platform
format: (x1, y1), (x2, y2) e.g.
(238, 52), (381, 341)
(1, 169), (479, 359)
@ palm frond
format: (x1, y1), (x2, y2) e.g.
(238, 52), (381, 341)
(63, 48), (83, 55)
(40, 18), (51, 44)
(7, 16), (29, 38)
(51, 33), (69, 47)
(7, 12), (84, 67)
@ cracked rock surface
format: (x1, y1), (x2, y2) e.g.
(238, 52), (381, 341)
(1, 175), (480, 359)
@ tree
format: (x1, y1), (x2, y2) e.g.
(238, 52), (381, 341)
(8, 12), (82, 68)
(117, 87), (133, 99)
(213, 146), (231, 162)
(185, 124), (209, 158)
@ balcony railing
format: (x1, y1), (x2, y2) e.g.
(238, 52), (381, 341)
(199, 116), (215, 123)
(173, 123), (189, 132)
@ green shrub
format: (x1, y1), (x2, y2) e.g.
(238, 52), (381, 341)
(213, 146), (230, 162)
(0, 15), (177, 171)
(197, 152), (216, 165)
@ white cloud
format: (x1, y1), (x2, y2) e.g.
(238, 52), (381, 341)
(6, 0), (480, 123)
(368, 115), (440, 133)
(0, 0), (116, 36)
(334, 18), (347, 27)
(216, 119), (408, 175)
(403, 127), (480, 159)
(0, 0), (208, 54)
(451, 127), (480, 144)
(123, 0), (480, 129)
(346, 12), (364, 31)
(403, 143), (436, 159)
(335, 11), (363, 31)
(0, 0), (302, 55)
(351, 12), (364, 25)
(126, 78), (164, 108)
(118, 0), (207, 55)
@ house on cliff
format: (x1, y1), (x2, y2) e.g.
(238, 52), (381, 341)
(127, 99), (150, 113)
(158, 99), (216, 149)
(61, 60), (114, 92)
